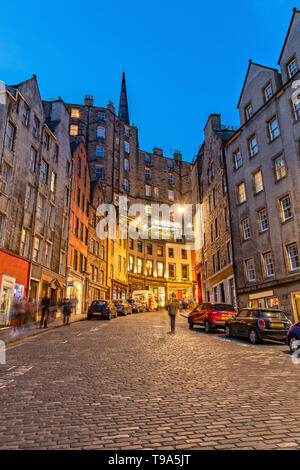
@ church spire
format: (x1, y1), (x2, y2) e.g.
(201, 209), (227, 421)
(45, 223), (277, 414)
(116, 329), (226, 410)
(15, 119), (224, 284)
(118, 72), (130, 124)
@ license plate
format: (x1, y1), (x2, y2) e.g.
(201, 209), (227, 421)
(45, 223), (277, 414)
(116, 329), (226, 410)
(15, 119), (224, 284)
(271, 322), (284, 328)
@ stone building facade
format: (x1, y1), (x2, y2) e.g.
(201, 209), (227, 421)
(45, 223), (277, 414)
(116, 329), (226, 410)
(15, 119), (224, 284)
(199, 115), (237, 307)
(66, 74), (195, 305)
(67, 139), (90, 314)
(87, 179), (108, 303)
(225, 9), (300, 320)
(0, 78), (72, 324)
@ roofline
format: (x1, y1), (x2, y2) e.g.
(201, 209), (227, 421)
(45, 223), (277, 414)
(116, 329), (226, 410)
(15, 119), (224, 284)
(237, 60), (280, 109)
(278, 8), (299, 64)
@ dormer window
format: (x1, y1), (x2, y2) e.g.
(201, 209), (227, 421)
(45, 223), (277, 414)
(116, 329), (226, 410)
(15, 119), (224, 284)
(245, 103), (253, 121)
(264, 83), (273, 102)
(287, 57), (298, 78)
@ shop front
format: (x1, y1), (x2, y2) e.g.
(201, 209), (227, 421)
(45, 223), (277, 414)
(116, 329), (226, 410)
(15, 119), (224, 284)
(67, 274), (85, 315)
(0, 249), (31, 326)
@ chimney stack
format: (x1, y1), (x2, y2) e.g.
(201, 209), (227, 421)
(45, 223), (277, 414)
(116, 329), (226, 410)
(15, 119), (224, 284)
(85, 94), (94, 106)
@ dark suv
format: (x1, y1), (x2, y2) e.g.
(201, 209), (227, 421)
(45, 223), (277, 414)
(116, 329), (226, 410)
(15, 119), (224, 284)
(224, 308), (292, 344)
(188, 303), (237, 333)
(87, 300), (117, 320)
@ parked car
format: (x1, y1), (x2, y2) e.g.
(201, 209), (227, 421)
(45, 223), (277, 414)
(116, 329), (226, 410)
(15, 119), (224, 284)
(87, 300), (117, 320)
(127, 299), (145, 313)
(112, 300), (132, 315)
(286, 321), (300, 352)
(224, 308), (292, 344)
(188, 302), (237, 333)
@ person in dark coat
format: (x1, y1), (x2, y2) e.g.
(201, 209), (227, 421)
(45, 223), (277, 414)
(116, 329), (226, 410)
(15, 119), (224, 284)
(40, 295), (50, 329)
(166, 296), (179, 334)
(63, 298), (72, 326)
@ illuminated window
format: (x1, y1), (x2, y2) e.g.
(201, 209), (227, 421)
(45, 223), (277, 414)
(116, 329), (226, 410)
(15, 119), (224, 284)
(237, 182), (246, 204)
(70, 124), (78, 136)
(274, 155), (286, 181)
(71, 108), (80, 118)
(168, 190), (174, 201)
(253, 170), (263, 194)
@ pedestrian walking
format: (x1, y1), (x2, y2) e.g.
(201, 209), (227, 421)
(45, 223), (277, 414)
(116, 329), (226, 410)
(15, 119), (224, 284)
(62, 298), (72, 326)
(24, 297), (34, 328)
(40, 295), (50, 329)
(166, 296), (179, 334)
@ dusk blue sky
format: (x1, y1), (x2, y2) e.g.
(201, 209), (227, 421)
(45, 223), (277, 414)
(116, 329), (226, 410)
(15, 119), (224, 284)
(0, 0), (297, 161)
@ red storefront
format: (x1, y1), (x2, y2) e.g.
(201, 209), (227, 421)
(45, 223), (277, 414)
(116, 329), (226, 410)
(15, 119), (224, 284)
(0, 249), (31, 326)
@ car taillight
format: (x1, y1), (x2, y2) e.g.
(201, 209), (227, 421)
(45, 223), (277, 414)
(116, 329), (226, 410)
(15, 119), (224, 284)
(258, 319), (266, 328)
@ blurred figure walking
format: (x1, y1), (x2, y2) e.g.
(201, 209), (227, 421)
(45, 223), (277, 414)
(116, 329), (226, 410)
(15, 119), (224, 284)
(62, 298), (72, 326)
(24, 297), (35, 328)
(166, 296), (179, 334)
(40, 295), (50, 329)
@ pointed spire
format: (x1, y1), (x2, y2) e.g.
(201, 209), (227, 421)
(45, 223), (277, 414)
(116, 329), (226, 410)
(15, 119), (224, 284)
(118, 72), (130, 124)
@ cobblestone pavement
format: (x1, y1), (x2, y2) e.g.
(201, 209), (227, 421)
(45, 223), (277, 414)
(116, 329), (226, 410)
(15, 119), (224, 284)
(0, 310), (299, 450)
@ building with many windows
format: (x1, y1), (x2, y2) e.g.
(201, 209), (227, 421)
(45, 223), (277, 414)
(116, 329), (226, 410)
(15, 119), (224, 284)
(225, 9), (300, 320)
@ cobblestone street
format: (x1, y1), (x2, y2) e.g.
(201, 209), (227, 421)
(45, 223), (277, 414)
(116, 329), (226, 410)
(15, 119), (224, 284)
(0, 310), (299, 450)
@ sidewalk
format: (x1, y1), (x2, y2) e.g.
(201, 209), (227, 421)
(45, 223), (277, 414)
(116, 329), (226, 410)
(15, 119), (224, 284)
(0, 313), (87, 346)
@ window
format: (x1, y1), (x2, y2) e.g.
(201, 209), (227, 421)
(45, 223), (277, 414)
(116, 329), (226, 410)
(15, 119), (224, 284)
(77, 188), (81, 206)
(227, 242), (232, 264)
(257, 208), (269, 232)
(137, 241), (142, 253)
(213, 254), (216, 273)
(136, 257), (142, 274)
(33, 116), (40, 138)
(287, 243), (300, 271)
(54, 144), (59, 163)
(291, 89), (300, 121)
(233, 149), (242, 169)
(168, 190), (174, 201)
(168, 263), (176, 278)
(45, 243), (52, 268)
(22, 103), (30, 126)
(97, 112), (106, 121)
(0, 162), (12, 194)
(215, 218), (219, 238)
(124, 159), (129, 171)
(213, 188), (216, 207)
(84, 168), (87, 187)
(37, 195), (46, 221)
(222, 174), (227, 194)
(264, 83), (273, 102)
(124, 142), (130, 153)
(146, 260), (153, 276)
(111, 240), (114, 255)
(29, 147), (37, 172)
(157, 262), (164, 277)
(50, 171), (56, 193)
(168, 247), (174, 258)
(280, 195), (292, 222)
(129, 255), (134, 272)
(75, 217), (79, 237)
(124, 126), (129, 137)
(245, 258), (255, 282)
(71, 108), (80, 118)
(208, 162), (215, 184)
(146, 204), (151, 216)
(110, 264), (114, 279)
(157, 246), (163, 256)
(73, 249), (78, 270)
(241, 218), (251, 240)
(224, 207), (229, 228)
(217, 250), (221, 271)
(274, 155), (287, 181)
(237, 182), (246, 204)
(147, 243), (152, 255)
(32, 237), (41, 263)
(97, 127), (105, 138)
(268, 116), (280, 141)
(5, 123), (15, 150)
(167, 160), (173, 168)
(145, 168), (151, 179)
(20, 229), (30, 258)
(245, 103), (253, 120)
(253, 170), (263, 193)
(168, 173), (174, 185)
(95, 166), (104, 180)
(43, 133), (49, 150)
(248, 135), (258, 157)
(145, 154), (150, 163)
(49, 205), (55, 229)
(25, 185), (34, 211)
(182, 265), (188, 279)
(263, 252), (274, 277)
(211, 223), (214, 242)
(145, 185), (152, 197)
(287, 58), (298, 78)
(208, 195), (212, 213)
(123, 179), (129, 191)
(96, 145), (104, 158)
(182, 249), (187, 259)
